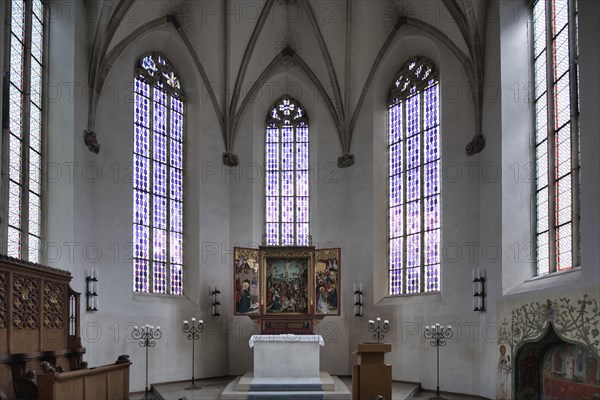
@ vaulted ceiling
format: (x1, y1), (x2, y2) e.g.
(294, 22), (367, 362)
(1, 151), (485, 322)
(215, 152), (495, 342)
(83, 0), (490, 165)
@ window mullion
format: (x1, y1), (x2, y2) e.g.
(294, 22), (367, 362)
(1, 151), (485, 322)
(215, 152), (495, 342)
(166, 94), (172, 294)
(419, 92), (426, 293)
(21, 0), (34, 260)
(545, 0), (558, 273)
(278, 126), (283, 246)
(1, 0), (13, 255)
(148, 83), (155, 293)
(401, 101), (408, 295)
(567, 0), (580, 268)
(293, 125), (297, 245)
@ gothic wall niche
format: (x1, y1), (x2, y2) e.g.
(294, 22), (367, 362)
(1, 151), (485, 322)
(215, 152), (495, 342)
(514, 325), (600, 400)
(497, 293), (600, 400)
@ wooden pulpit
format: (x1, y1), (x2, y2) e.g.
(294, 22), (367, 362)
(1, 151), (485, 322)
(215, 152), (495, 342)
(352, 343), (392, 400)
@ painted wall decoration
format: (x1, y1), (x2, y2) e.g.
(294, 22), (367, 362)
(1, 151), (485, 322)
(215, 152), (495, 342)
(234, 248), (260, 315)
(542, 343), (600, 399)
(315, 248), (340, 315)
(511, 295), (600, 358)
(496, 293), (600, 400)
(497, 343), (512, 400)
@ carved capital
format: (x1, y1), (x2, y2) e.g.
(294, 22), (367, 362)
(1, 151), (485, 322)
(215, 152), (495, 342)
(337, 153), (355, 168)
(223, 152), (239, 167)
(466, 134), (485, 156)
(84, 130), (100, 154)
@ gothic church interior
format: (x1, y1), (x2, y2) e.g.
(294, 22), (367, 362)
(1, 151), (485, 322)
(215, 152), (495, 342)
(0, 0), (599, 399)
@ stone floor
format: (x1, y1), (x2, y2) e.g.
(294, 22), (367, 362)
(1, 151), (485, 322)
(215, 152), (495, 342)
(132, 376), (485, 400)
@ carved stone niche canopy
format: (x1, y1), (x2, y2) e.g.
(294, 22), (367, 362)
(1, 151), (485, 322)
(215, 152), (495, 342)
(0, 254), (84, 399)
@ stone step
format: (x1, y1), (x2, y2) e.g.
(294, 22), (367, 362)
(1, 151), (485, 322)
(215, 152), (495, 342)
(238, 373), (336, 392)
(221, 375), (351, 400)
(249, 383), (324, 391)
(247, 392), (324, 400)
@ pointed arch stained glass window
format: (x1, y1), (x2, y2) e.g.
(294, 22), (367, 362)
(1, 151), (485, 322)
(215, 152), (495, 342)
(387, 57), (440, 295)
(265, 96), (310, 246)
(133, 53), (184, 295)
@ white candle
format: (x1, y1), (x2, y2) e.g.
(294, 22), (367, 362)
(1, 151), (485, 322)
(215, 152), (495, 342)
(384, 320), (389, 324)
(183, 320), (188, 324)
(368, 320), (374, 324)
(192, 317), (196, 322)
(134, 325), (138, 330)
(157, 326), (160, 330)
(436, 322), (440, 327)
(199, 320), (203, 324)
(145, 324), (150, 328)
(447, 325), (451, 329)
(149, 325), (154, 329)
(377, 317), (381, 322)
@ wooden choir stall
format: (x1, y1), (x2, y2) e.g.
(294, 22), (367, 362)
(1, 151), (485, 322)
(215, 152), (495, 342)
(0, 255), (131, 400)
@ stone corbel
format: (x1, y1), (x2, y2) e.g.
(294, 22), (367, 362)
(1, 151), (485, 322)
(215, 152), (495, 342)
(337, 153), (355, 168)
(223, 152), (239, 167)
(84, 130), (100, 154)
(466, 134), (485, 156)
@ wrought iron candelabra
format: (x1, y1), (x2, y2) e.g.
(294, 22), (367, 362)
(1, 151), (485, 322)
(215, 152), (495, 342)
(182, 318), (204, 390)
(368, 318), (390, 343)
(132, 324), (162, 400)
(424, 323), (454, 400)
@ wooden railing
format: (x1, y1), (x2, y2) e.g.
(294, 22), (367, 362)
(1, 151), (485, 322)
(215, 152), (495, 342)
(37, 360), (131, 400)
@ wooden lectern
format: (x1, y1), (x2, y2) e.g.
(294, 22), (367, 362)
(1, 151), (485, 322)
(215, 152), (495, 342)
(352, 343), (392, 400)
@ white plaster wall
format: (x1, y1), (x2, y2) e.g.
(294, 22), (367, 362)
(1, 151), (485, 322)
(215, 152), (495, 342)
(360, 30), (483, 394)
(477, 1), (503, 397)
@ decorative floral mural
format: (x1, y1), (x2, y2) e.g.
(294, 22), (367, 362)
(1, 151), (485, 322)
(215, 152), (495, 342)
(496, 293), (600, 400)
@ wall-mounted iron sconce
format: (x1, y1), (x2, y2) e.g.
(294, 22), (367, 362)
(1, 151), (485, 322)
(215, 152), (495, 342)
(86, 268), (98, 311)
(210, 285), (221, 316)
(353, 283), (363, 317)
(472, 268), (485, 312)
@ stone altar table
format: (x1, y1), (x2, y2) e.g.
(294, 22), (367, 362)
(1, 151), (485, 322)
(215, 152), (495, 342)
(220, 334), (351, 399)
(249, 334), (324, 378)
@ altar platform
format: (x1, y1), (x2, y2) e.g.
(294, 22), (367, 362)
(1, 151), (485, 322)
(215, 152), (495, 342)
(150, 377), (420, 400)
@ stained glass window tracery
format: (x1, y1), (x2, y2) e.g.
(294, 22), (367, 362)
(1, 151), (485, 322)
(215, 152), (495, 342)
(2, 0), (45, 263)
(388, 57), (440, 295)
(133, 53), (184, 295)
(532, 0), (579, 275)
(265, 96), (310, 246)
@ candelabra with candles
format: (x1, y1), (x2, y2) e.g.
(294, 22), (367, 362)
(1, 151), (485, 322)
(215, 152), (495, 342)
(132, 324), (162, 400)
(368, 318), (390, 343)
(182, 318), (204, 390)
(472, 268), (486, 311)
(210, 286), (221, 316)
(424, 323), (454, 400)
(86, 267), (98, 311)
(353, 283), (363, 317)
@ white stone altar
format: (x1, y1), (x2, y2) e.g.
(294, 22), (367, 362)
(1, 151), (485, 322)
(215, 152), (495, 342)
(249, 334), (324, 378)
(220, 334), (351, 399)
